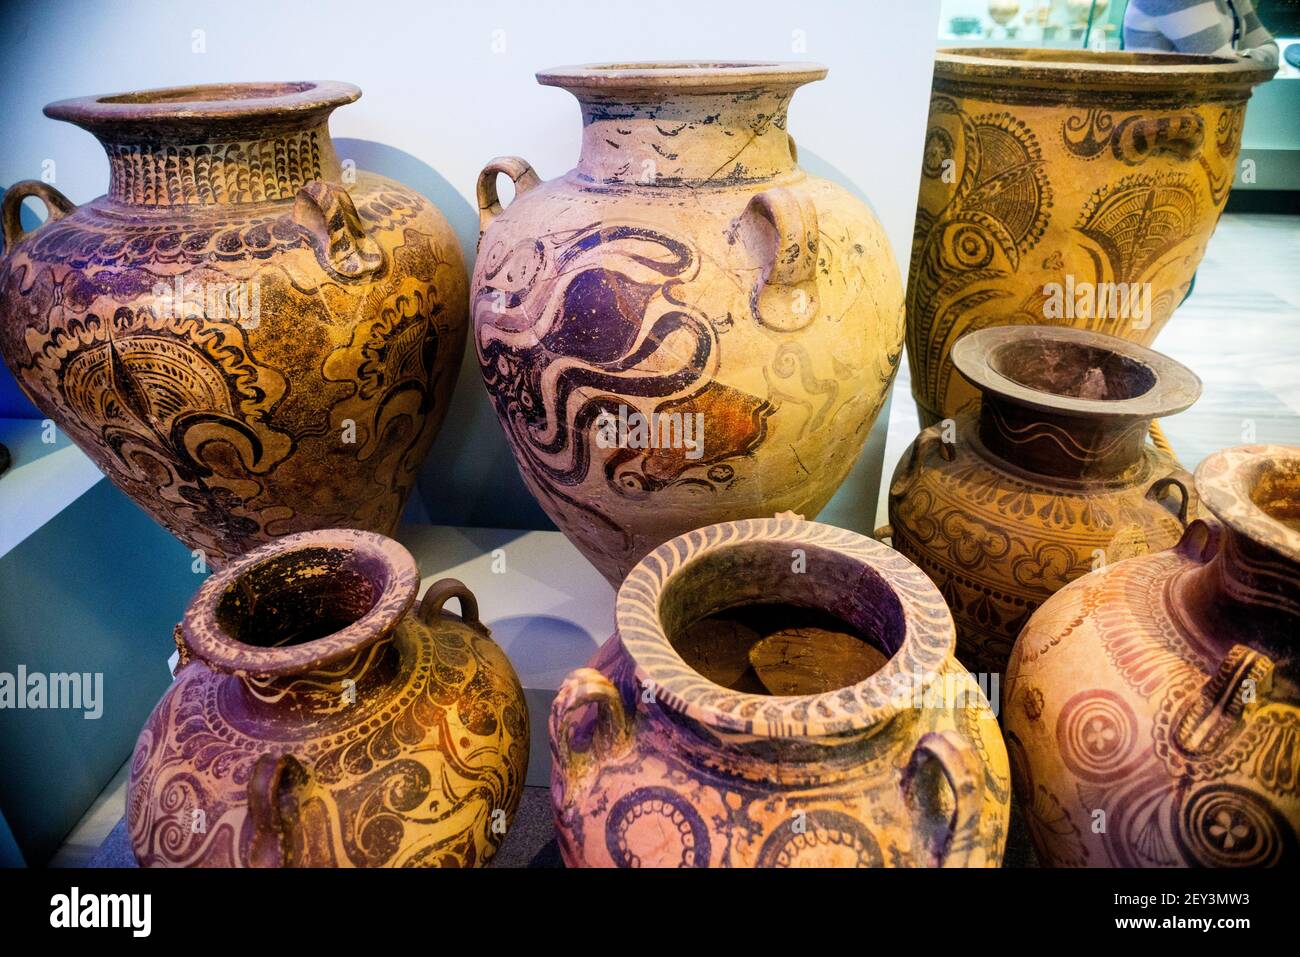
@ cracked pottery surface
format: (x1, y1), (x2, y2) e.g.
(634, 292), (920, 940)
(472, 62), (905, 585)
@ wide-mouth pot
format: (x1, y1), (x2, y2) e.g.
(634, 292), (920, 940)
(615, 515), (955, 738)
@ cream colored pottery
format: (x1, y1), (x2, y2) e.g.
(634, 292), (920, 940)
(472, 62), (905, 584)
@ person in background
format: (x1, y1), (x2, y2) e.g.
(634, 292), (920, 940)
(1124, 0), (1279, 68)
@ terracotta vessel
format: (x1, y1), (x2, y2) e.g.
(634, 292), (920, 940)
(472, 62), (905, 585)
(884, 325), (1200, 675)
(906, 49), (1274, 427)
(128, 529), (528, 867)
(0, 82), (468, 564)
(549, 514), (1010, 867)
(1004, 445), (1300, 867)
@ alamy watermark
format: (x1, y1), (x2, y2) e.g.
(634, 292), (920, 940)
(152, 275), (261, 329)
(1043, 276), (1152, 329)
(595, 404), (704, 460)
(50, 887), (150, 937)
(889, 669), (1001, 716)
(0, 666), (103, 719)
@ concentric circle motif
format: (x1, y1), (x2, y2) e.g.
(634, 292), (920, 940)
(756, 809), (882, 868)
(604, 787), (710, 868)
(1056, 690), (1140, 783)
(1176, 784), (1296, 868)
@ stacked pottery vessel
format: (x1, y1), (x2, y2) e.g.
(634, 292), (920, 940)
(905, 48), (1274, 426)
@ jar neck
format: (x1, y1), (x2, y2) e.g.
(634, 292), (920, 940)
(1180, 524), (1300, 658)
(234, 630), (403, 714)
(976, 392), (1150, 482)
(570, 89), (799, 187)
(96, 119), (341, 207)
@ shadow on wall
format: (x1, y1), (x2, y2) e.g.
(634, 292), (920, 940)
(337, 139), (554, 531)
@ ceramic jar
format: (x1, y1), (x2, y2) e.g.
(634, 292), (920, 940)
(128, 529), (528, 867)
(0, 83), (468, 565)
(906, 48), (1274, 427)
(549, 514), (1010, 867)
(1004, 446), (1300, 867)
(884, 326), (1200, 675)
(472, 62), (905, 585)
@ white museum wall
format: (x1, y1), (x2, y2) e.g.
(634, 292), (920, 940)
(0, 0), (941, 531)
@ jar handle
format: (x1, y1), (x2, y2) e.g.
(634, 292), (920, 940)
(1146, 472), (1193, 527)
(476, 156), (540, 237)
(2, 180), (75, 252)
(1176, 517), (1222, 563)
(291, 180), (384, 279)
(1173, 644), (1274, 754)
(740, 186), (820, 332)
(549, 667), (631, 780)
(903, 730), (985, 868)
(873, 524), (893, 545)
(247, 752), (311, 868)
(418, 578), (482, 629)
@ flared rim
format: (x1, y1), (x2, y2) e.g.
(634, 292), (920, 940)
(1196, 445), (1300, 566)
(935, 47), (1275, 91)
(953, 325), (1202, 420)
(44, 81), (360, 132)
(614, 515), (956, 739)
(537, 60), (827, 93)
(180, 528), (418, 678)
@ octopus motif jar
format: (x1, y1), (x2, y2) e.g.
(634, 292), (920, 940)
(1005, 445), (1300, 867)
(549, 514), (1010, 867)
(472, 62), (905, 585)
(0, 82), (468, 564)
(128, 529), (528, 867)
(906, 49), (1273, 427)
(884, 325), (1200, 675)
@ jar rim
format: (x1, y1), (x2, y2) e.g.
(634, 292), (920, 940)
(43, 81), (360, 137)
(537, 61), (827, 94)
(180, 529), (419, 677)
(935, 47), (1275, 91)
(1196, 445), (1300, 566)
(953, 325), (1201, 421)
(614, 515), (956, 738)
